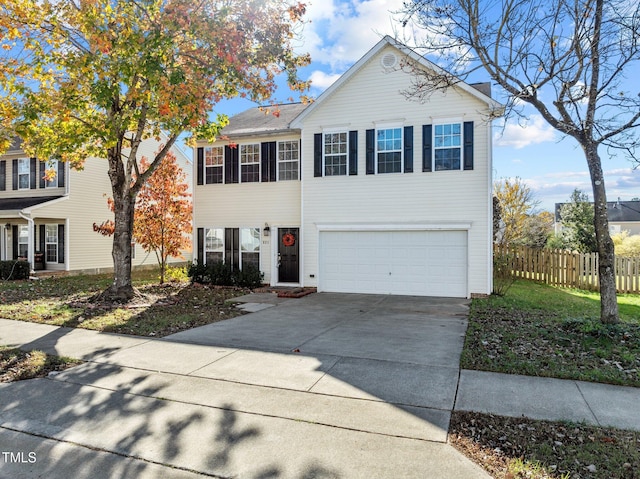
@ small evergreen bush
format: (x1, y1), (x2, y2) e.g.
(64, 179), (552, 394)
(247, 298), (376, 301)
(0, 260), (31, 280)
(187, 260), (264, 288)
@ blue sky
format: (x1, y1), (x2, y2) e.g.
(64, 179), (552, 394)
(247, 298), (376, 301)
(212, 0), (640, 212)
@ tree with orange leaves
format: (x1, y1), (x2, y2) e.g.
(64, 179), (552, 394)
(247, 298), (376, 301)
(134, 152), (192, 284)
(93, 150), (192, 284)
(0, 0), (310, 300)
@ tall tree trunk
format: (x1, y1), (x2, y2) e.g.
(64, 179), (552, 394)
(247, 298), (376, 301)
(101, 147), (137, 301)
(584, 142), (619, 324)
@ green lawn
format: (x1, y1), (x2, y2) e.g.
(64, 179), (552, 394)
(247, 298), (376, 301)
(463, 280), (640, 386)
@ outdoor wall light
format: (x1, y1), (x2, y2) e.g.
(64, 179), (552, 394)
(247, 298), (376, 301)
(263, 223), (270, 237)
(4, 223), (10, 231)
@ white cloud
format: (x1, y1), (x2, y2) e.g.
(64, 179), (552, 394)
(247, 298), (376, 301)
(308, 70), (342, 90)
(300, 0), (406, 71)
(494, 115), (557, 149)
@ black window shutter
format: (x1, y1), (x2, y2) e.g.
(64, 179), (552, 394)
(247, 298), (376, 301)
(12, 225), (18, 259)
(463, 121), (474, 170)
(313, 133), (322, 177)
(197, 228), (204, 264)
(12, 159), (18, 190)
(404, 126), (413, 173)
(261, 141), (276, 182)
(225, 146), (238, 184)
(196, 147), (204, 185)
(422, 125), (433, 172)
(57, 224), (65, 264)
(0, 160), (5, 191)
(39, 161), (46, 188)
(30, 158), (36, 189)
(58, 161), (65, 188)
(365, 129), (375, 175)
(39, 225), (45, 254)
(224, 228), (239, 270)
(348, 131), (358, 175)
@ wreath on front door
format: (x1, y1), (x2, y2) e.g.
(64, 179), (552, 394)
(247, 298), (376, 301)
(282, 233), (296, 247)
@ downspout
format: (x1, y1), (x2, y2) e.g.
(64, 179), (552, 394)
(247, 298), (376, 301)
(18, 211), (35, 273)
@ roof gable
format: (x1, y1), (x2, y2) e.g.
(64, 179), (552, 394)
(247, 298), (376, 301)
(291, 36), (503, 128)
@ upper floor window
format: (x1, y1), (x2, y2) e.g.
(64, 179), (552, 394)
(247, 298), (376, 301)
(376, 127), (402, 173)
(18, 158), (30, 189)
(434, 123), (461, 171)
(278, 141), (299, 181)
(240, 144), (260, 182)
(324, 132), (347, 176)
(205, 146), (223, 184)
(45, 159), (59, 188)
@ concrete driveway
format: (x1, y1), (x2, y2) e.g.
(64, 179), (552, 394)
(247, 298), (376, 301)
(161, 292), (470, 439)
(0, 293), (489, 478)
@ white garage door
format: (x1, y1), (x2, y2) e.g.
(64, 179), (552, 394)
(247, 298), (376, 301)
(319, 230), (467, 297)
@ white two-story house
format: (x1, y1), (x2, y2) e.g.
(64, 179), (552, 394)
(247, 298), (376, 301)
(0, 135), (192, 274)
(193, 36), (502, 298)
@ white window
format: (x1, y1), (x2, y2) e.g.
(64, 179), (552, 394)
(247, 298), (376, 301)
(240, 144), (260, 182)
(45, 224), (58, 263)
(434, 123), (462, 171)
(240, 227), (260, 270)
(205, 146), (223, 184)
(278, 141), (299, 181)
(45, 159), (58, 188)
(18, 158), (30, 189)
(18, 225), (29, 258)
(324, 132), (347, 176)
(205, 228), (224, 264)
(376, 127), (402, 173)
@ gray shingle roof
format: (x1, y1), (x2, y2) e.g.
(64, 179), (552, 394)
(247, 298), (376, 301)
(0, 196), (63, 212)
(220, 103), (309, 138)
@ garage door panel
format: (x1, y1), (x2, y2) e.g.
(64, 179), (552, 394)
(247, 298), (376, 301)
(319, 230), (467, 298)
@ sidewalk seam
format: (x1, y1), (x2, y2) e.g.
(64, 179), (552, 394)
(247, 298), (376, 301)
(0, 425), (229, 478)
(574, 381), (601, 427)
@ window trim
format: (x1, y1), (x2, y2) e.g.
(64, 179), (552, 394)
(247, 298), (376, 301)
(375, 125), (403, 174)
(17, 224), (29, 258)
(277, 140), (300, 181)
(45, 224), (58, 263)
(322, 130), (349, 177)
(204, 227), (224, 264)
(433, 119), (463, 172)
(204, 146), (224, 184)
(17, 158), (30, 190)
(239, 143), (261, 183)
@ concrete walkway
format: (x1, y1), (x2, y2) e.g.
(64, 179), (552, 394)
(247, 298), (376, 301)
(1, 293), (639, 478)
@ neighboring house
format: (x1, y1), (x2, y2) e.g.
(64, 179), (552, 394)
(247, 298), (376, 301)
(555, 200), (640, 236)
(0, 134), (192, 273)
(193, 36), (502, 298)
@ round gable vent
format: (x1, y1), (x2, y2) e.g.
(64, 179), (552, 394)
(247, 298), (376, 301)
(381, 52), (398, 69)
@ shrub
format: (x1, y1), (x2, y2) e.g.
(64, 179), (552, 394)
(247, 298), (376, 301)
(164, 265), (189, 283)
(0, 260), (31, 280)
(612, 232), (640, 257)
(188, 260), (264, 288)
(493, 250), (515, 296)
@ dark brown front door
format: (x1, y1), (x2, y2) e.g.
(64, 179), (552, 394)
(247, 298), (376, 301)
(278, 227), (299, 283)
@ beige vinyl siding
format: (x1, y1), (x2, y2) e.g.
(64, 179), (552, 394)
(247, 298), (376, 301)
(299, 45), (493, 295)
(194, 135), (301, 282)
(33, 137), (193, 272)
(0, 153), (67, 200)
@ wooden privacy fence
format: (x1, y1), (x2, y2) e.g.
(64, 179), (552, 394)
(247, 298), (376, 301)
(495, 246), (640, 294)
